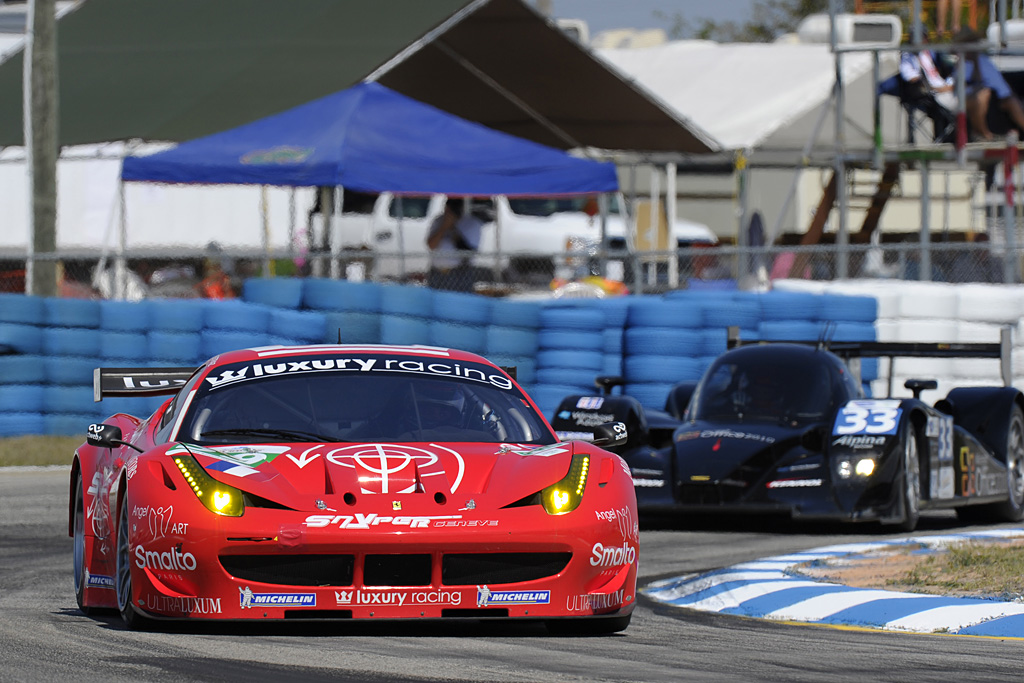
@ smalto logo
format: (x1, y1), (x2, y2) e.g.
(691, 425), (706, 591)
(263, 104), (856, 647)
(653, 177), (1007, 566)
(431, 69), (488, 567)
(590, 542), (636, 567)
(134, 545), (197, 571)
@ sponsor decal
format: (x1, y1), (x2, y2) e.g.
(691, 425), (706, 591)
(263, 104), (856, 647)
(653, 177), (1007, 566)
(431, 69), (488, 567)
(166, 443), (288, 471)
(286, 446), (323, 469)
(134, 545), (197, 572)
(777, 461), (821, 473)
(568, 412), (616, 428)
(304, 513), (462, 529)
(686, 429), (776, 445)
(576, 397), (605, 410)
(126, 458), (137, 481)
(325, 443), (465, 494)
(476, 586), (550, 607)
(766, 478), (823, 489)
(832, 434), (887, 449)
(510, 444), (569, 457)
(85, 572), (114, 589)
(143, 595), (222, 615)
(594, 506), (638, 541)
(555, 431), (594, 442)
(334, 589), (462, 607)
(133, 505), (176, 540)
(203, 356), (514, 391)
(566, 589), (625, 612)
(590, 542), (637, 567)
(632, 478), (664, 488)
(239, 587), (316, 609)
(433, 519), (498, 527)
(833, 400), (902, 436)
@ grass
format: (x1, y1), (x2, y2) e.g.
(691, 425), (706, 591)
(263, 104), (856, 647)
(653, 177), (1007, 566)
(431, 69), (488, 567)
(888, 540), (1024, 600)
(0, 435), (81, 467)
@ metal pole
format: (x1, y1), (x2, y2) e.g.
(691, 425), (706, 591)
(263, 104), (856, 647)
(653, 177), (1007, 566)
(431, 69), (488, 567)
(330, 186), (342, 279)
(260, 186), (271, 277)
(115, 176), (127, 299)
(920, 159), (932, 280)
(1004, 130), (1019, 282)
(736, 150), (750, 282)
(648, 165), (659, 287)
(831, 0), (849, 279)
(666, 162), (678, 287)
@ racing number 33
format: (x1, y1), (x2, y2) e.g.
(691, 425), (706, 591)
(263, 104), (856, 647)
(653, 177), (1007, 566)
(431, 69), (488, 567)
(834, 401), (902, 436)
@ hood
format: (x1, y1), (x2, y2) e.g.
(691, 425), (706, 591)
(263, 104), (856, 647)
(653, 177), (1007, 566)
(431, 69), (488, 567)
(672, 421), (805, 482)
(165, 441), (575, 511)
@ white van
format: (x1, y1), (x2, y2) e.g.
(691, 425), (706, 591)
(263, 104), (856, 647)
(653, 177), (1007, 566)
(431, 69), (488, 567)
(327, 190), (718, 284)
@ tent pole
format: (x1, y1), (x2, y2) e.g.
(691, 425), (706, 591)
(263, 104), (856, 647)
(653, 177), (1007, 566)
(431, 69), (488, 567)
(396, 195), (407, 282)
(261, 186), (271, 277)
(115, 169), (127, 300)
(647, 166), (660, 287)
(666, 162), (678, 288)
(330, 186), (342, 279)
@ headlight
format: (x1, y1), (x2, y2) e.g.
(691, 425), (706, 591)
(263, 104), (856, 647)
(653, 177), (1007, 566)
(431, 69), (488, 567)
(836, 457), (877, 479)
(172, 454), (245, 517)
(541, 454), (589, 515)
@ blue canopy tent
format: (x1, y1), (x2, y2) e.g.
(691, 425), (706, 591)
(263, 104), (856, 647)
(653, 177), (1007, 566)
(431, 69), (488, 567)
(120, 81), (618, 195)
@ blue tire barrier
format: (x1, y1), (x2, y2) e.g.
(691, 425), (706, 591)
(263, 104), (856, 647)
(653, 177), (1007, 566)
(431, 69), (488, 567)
(700, 327), (729, 355)
(99, 300), (151, 332)
(485, 326), (539, 357)
(624, 383), (675, 412)
(536, 367), (600, 388)
(42, 385), (97, 415)
(266, 335), (309, 348)
(44, 297), (101, 328)
(489, 299), (543, 328)
(626, 298), (703, 329)
(243, 277), (304, 309)
(202, 300), (271, 332)
(429, 321), (488, 353)
(43, 356), (100, 386)
(379, 315), (431, 346)
(200, 330), (271, 358)
(819, 293), (878, 323)
(536, 349), (604, 371)
(432, 291), (493, 325)
(702, 294), (763, 330)
(625, 356), (703, 383)
(44, 413), (97, 437)
(758, 320), (825, 341)
(0, 294), (45, 324)
(42, 327), (102, 357)
(323, 311), (381, 344)
(759, 291), (822, 321)
(830, 321), (877, 342)
(537, 329), (604, 352)
(624, 327), (704, 356)
(147, 331), (202, 363)
(0, 322), (44, 354)
(0, 412), (45, 437)
(380, 284), (434, 317)
(0, 384), (46, 412)
(149, 299), (205, 333)
(861, 357), (880, 382)
(0, 355), (47, 384)
(539, 305), (606, 331)
(302, 279), (382, 312)
(101, 395), (168, 419)
(685, 277), (738, 291)
(100, 331), (149, 360)
(268, 308), (327, 342)
(602, 327), (625, 355)
(602, 354), (623, 376)
(593, 297), (632, 328)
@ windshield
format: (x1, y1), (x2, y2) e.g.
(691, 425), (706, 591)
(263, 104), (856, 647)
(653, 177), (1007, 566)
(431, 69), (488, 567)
(176, 355), (554, 445)
(388, 195), (433, 219)
(507, 194), (620, 218)
(690, 354), (836, 424)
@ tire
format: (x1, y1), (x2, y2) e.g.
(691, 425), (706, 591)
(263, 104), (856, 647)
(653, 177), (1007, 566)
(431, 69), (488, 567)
(72, 474), (93, 615)
(958, 405), (1024, 524)
(895, 421), (921, 533)
(545, 613), (631, 635)
(116, 491), (149, 630)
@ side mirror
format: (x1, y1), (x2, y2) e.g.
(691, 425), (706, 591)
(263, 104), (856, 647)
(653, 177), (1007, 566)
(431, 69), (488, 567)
(592, 421), (627, 448)
(87, 423), (144, 453)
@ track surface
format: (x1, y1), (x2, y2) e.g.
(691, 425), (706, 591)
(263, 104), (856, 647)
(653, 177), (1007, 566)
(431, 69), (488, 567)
(3, 469), (1023, 683)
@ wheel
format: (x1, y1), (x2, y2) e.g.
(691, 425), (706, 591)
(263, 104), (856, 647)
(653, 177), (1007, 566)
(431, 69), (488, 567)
(72, 473), (94, 615)
(956, 405), (1024, 524)
(895, 421), (921, 533)
(545, 613), (631, 636)
(115, 490), (150, 630)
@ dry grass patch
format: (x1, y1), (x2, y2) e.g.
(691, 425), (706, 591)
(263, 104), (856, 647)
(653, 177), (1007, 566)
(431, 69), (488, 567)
(0, 436), (80, 467)
(891, 539), (1024, 600)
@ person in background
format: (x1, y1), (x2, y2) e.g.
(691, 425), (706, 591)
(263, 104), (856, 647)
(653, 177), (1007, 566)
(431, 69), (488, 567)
(935, 0), (962, 40)
(426, 196), (483, 292)
(958, 28), (1024, 141)
(195, 242), (236, 299)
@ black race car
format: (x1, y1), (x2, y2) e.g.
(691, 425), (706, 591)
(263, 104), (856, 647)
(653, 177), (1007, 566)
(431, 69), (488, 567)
(550, 329), (1024, 531)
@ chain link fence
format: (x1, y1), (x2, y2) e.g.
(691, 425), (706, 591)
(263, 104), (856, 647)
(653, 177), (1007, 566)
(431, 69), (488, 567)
(2, 240), (1022, 299)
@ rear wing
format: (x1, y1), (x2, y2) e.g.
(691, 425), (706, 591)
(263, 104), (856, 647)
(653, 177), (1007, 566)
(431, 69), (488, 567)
(726, 326), (1013, 394)
(93, 367), (197, 402)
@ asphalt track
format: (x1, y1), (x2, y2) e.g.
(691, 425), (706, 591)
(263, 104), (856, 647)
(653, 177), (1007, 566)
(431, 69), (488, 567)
(5, 468), (1024, 683)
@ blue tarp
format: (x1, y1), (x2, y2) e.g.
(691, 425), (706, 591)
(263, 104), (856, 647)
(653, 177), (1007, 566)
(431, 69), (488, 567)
(121, 81), (618, 196)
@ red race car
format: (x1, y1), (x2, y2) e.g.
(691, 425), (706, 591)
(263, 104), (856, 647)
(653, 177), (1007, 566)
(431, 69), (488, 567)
(70, 344), (636, 633)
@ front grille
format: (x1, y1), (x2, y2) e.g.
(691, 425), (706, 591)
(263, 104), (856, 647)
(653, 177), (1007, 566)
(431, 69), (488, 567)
(364, 554), (431, 586)
(442, 552), (571, 586)
(220, 554), (354, 586)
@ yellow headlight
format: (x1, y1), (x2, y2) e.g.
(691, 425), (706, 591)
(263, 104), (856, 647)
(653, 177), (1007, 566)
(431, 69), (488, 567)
(173, 455), (245, 517)
(541, 454), (589, 515)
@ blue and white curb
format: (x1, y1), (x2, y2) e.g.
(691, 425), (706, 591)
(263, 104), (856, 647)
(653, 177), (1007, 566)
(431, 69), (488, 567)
(643, 529), (1024, 636)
